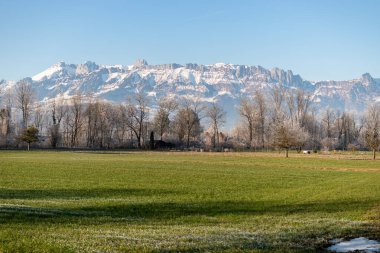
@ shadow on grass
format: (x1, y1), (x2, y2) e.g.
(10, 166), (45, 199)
(73, 199), (374, 219)
(0, 195), (377, 252)
(0, 197), (375, 224)
(0, 188), (175, 199)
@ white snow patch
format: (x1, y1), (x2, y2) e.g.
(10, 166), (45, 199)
(103, 64), (124, 69)
(213, 63), (228, 67)
(0, 80), (16, 91)
(32, 62), (75, 81)
(95, 82), (120, 95)
(202, 97), (216, 102)
(328, 237), (380, 252)
(147, 91), (156, 97)
(218, 90), (233, 96)
(32, 65), (61, 81)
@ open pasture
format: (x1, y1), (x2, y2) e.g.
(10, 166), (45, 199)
(0, 151), (379, 252)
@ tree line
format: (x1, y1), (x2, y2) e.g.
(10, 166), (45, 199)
(1, 79), (380, 159)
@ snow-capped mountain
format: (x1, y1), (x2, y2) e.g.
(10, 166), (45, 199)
(1, 60), (379, 126)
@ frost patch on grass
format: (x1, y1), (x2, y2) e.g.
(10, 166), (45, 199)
(328, 237), (380, 252)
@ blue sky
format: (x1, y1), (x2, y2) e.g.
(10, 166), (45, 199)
(0, 0), (379, 81)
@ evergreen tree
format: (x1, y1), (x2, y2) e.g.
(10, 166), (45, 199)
(21, 126), (39, 151)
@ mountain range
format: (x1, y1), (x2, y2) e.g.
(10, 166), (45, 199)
(1, 60), (379, 127)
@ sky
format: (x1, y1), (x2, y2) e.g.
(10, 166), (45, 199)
(0, 0), (379, 81)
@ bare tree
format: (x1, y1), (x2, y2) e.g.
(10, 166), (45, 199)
(125, 92), (150, 148)
(3, 90), (13, 147)
(67, 93), (85, 147)
(363, 104), (380, 160)
(253, 91), (267, 148)
(15, 79), (34, 129)
(303, 109), (321, 150)
(185, 95), (206, 117)
(0, 108), (7, 146)
(320, 108), (336, 150)
(172, 112), (186, 145)
(33, 103), (45, 133)
(285, 89), (311, 127)
(322, 108), (335, 139)
(49, 98), (66, 148)
(86, 98), (100, 148)
(86, 101), (115, 148)
(113, 105), (129, 147)
(273, 120), (309, 158)
(153, 97), (178, 140)
(172, 107), (202, 148)
(0, 86), (6, 146)
(182, 97), (204, 148)
(0, 98), (4, 144)
(297, 90), (311, 126)
(335, 112), (358, 150)
(102, 104), (119, 148)
(206, 102), (226, 148)
(270, 85), (285, 122)
(238, 98), (255, 148)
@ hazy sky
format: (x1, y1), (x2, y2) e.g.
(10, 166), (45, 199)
(0, 0), (379, 81)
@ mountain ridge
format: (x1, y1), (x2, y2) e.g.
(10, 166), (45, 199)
(1, 60), (379, 127)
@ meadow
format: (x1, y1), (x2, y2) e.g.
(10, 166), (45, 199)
(0, 151), (379, 252)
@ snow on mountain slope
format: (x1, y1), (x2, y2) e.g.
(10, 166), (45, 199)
(32, 61), (77, 81)
(1, 60), (379, 127)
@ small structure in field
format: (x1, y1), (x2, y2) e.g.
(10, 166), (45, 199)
(303, 150), (311, 154)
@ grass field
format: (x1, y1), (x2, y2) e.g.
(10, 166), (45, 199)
(0, 151), (379, 252)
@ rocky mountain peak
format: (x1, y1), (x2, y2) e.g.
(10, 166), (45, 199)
(134, 59), (149, 67)
(361, 73), (374, 83)
(76, 61), (99, 75)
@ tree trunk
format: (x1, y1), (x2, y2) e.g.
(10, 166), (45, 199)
(27, 143), (30, 151)
(249, 123), (253, 149)
(285, 148), (289, 158)
(373, 149), (376, 160)
(215, 126), (219, 149)
(149, 131), (155, 150)
(137, 135), (141, 149)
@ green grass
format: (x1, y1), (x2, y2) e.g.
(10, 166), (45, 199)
(0, 151), (379, 252)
